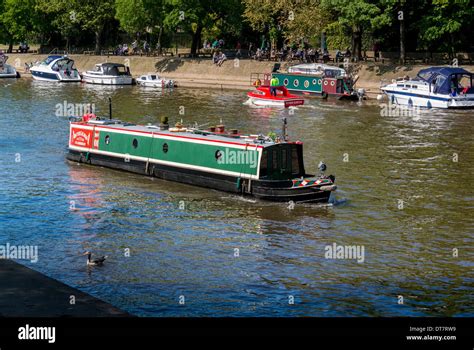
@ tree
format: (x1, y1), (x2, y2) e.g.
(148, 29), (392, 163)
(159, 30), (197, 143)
(1, 0), (37, 52)
(115, 0), (169, 51)
(417, 0), (474, 57)
(321, 0), (391, 59)
(165, 0), (243, 55)
(37, 0), (115, 54)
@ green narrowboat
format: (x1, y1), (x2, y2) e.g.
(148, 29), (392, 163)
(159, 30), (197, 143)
(270, 63), (362, 100)
(67, 117), (337, 203)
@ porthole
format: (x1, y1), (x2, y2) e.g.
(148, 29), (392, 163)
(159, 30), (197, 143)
(132, 138), (138, 148)
(330, 81), (335, 86)
(215, 150), (222, 160)
(312, 79), (317, 85)
(283, 78), (289, 86)
(318, 79), (322, 85)
(163, 143), (168, 153)
(324, 80), (328, 86)
(293, 79), (299, 87)
(304, 80), (310, 88)
(105, 135), (110, 145)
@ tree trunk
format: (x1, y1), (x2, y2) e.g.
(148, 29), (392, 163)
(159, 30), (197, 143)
(157, 26), (163, 55)
(190, 23), (203, 56)
(352, 24), (362, 61)
(94, 29), (101, 55)
(8, 37), (14, 53)
(400, 18), (405, 64)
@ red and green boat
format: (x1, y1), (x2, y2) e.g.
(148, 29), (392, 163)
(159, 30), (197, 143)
(271, 63), (362, 100)
(67, 116), (337, 203)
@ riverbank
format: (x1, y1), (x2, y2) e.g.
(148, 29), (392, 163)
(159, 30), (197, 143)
(0, 259), (130, 317)
(8, 53), (474, 96)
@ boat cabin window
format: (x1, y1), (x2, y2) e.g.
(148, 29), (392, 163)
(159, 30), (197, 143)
(397, 84), (404, 87)
(150, 75), (157, 80)
(259, 144), (304, 180)
(412, 85), (417, 89)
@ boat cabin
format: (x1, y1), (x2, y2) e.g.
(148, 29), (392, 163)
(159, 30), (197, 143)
(93, 63), (131, 76)
(259, 143), (305, 180)
(417, 67), (474, 95)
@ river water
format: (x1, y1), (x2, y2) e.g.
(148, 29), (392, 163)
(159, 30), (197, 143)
(0, 79), (472, 316)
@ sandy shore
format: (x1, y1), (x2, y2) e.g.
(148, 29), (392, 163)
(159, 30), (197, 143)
(8, 54), (474, 97)
(0, 259), (130, 317)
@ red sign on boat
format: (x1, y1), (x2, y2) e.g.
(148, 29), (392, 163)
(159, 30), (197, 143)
(70, 127), (93, 148)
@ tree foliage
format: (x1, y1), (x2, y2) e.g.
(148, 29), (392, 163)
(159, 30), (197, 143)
(0, 0), (472, 57)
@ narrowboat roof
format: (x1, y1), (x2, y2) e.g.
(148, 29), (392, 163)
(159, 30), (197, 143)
(74, 120), (295, 148)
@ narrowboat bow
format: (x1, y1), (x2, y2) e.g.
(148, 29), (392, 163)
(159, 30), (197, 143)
(67, 117), (336, 203)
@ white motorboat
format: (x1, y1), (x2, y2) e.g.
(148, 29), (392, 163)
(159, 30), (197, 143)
(30, 55), (80, 82)
(380, 67), (474, 109)
(136, 73), (174, 88)
(0, 54), (20, 78)
(82, 63), (133, 85)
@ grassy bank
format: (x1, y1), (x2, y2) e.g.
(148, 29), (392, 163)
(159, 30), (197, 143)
(8, 54), (474, 96)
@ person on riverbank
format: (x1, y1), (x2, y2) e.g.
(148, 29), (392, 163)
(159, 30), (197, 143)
(217, 52), (227, 66)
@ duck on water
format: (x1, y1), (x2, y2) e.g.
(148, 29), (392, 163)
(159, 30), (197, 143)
(67, 110), (337, 204)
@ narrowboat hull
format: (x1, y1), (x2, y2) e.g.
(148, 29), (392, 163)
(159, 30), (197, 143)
(66, 149), (335, 203)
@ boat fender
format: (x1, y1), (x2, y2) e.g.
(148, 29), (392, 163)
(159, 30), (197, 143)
(320, 184), (337, 192)
(322, 91), (328, 99)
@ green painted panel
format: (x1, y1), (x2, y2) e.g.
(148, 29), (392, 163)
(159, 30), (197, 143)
(272, 73), (322, 93)
(98, 131), (259, 176)
(98, 131), (153, 158)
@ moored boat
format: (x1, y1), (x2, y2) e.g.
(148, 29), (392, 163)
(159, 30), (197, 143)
(82, 63), (133, 85)
(66, 115), (336, 203)
(30, 55), (81, 82)
(271, 63), (362, 100)
(0, 52), (20, 78)
(380, 67), (474, 109)
(136, 73), (175, 88)
(247, 85), (305, 108)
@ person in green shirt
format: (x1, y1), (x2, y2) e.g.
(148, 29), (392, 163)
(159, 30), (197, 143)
(270, 77), (279, 96)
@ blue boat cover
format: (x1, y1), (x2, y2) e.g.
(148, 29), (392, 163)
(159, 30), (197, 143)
(417, 67), (473, 95)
